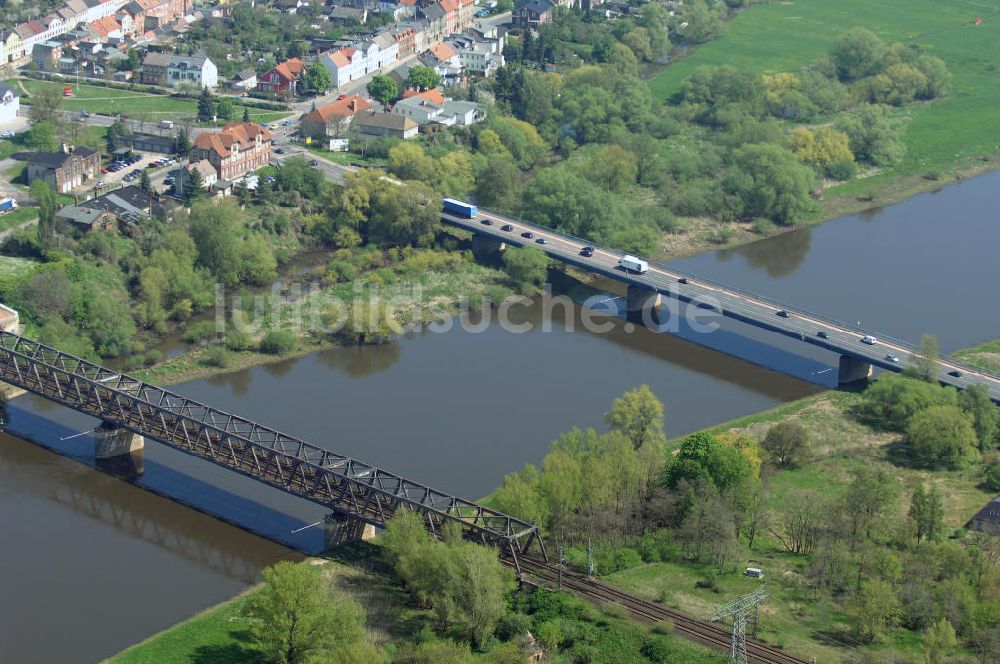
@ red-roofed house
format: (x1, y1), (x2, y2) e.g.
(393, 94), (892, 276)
(257, 57), (306, 96)
(190, 122), (272, 180)
(300, 95), (371, 139)
(402, 87), (445, 105)
(428, 41), (457, 64)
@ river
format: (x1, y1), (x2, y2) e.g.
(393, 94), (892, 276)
(2, 170), (999, 663)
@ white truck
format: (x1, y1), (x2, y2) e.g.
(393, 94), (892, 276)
(618, 255), (649, 274)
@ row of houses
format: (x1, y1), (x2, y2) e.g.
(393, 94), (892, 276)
(6, 0), (189, 66)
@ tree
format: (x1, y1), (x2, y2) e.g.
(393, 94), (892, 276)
(307, 63), (332, 94)
(190, 199), (244, 285)
(834, 104), (905, 166)
(859, 373), (957, 431)
(174, 127), (191, 157)
(985, 458), (1000, 491)
(501, 246), (548, 292)
(242, 106), (251, 123)
(853, 579), (901, 643)
(958, 383), (999, 449)
(787, 126), (853, 169)
(25, 121), (58, 151)
(405, 65), (441, 91)
(923, 618), (957, 664)
(197, 87), (214, 122)
(474, 154), (519, 209)
(830, 27), (886, 81)
(30, 179), (59, 248)
(906, 333), (940, 383)
(367, 181), (440, 247)
(762, 421), (810, 467)
(184, 165), (205, 203)
(139, 169), (152, 193)
(907, 406), (979, 469)
(678, 0), (723, 44)
(28, 85), (63, 126)
(246, 561), (365, 664)
(442, 542), (517, 649)
(843, 466), (897, 545)
(727, 143), (815, 224)
(909, 484), (944, 543)
(604, 385), (665, 450)
(367, 75), (398, 105)
(216, 97), (235, 120)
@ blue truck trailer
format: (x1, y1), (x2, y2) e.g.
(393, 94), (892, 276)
(442, 198), (477, 218)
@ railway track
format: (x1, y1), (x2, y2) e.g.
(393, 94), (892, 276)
(514, 556), (809, 664)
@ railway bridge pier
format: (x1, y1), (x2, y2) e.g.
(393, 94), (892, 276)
(471, 233), (505, 259)
(626, 284), (662, 326)
(323, 514), (377, 550)
(93, 422), (144, 477)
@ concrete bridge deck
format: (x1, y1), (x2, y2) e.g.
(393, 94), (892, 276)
(443, 208), (1000, 403)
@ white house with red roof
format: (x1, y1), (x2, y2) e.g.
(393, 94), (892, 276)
(190, 122), (272, 181)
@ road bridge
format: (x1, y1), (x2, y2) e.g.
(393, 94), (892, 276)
(0, 330), (545, 570)
(443, 207), (1000, 403)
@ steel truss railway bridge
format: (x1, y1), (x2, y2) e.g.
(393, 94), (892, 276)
(0, 330), (545, 570)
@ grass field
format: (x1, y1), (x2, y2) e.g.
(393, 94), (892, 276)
(0, 206), (37, 233)
(651, 0), (1000, 188)
(0, 254), (40, 277)
(14, 79), (291, 125)
(954, 337), (1000, 374)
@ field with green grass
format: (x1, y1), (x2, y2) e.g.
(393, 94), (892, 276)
(651, 0), (1000, 198)
(0, 206), (37, 233)
(0, 254), (40, 278)
(954, 337), (1000, 374)
(14, 79), (290, 124)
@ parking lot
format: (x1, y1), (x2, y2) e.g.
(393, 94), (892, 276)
(94, 152), (179, 194)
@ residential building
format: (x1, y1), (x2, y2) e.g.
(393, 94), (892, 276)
(2, 31), (24, 63)
(56, 205), (116, 232)
(230, 68), (257, 92)
(174, 159), (217, 198)
(137, 0), (189, 30)
(328, 6), (367, 23)
(448, 33), (503, 76)
(300, 95), (371, 139)
(353, 111), (417, 139)
(319, 47), (360, 88)
(26, 145), (101, 193)
(393, 25), (417, 57)
(275, 0), (307, 13)
(32, 41), (63, 70)
(190, 122), (272, 180)
(167, 52), (217, 88)
(140, 50), (169, 84)
(392, 89), (482, 126)
(971, 496), (1000, 535)
(257, 57), (305, 95)
(512, 0), (554, 29)
(79, 184), (156, 222)
(0, 84), (20, 125)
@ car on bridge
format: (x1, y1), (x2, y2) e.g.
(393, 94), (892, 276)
(817, 331), (830, 339)
(580, 246), (594, 257)
(948, 370), (962, 378)
(885, 354), (900, 363)
(776, 310), (790, 318)
(861, 335), (878, 345)
(501, 224), (514, 232)
(521, 231), (534, 239)
(481, 219), (494, 226)
(536, 237), (548, 244)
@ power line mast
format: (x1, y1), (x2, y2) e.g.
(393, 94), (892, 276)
(711, 586), (770, 664)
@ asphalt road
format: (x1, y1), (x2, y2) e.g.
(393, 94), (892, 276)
(442, 208), (1000, 403)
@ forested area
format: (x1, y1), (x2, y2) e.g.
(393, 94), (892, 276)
(490, 379), (1000, 661)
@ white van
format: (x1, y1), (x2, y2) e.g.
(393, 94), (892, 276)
(744, 567), (764, 579)
(159, 120), (174, 129)
(618, 255), (648, 274)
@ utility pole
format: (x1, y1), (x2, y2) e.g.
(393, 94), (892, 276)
(586, 537), (594, 577)
(712, 586), (770, 664)
(557, 545), (564, 590)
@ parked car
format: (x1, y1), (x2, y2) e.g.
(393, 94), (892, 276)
(861, 335), (878, 345)
(274, 148), (285, 154)
(0, 131), (14, 139)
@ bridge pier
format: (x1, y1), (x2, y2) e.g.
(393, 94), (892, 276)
(471, 233), (506, 260)
(626, 285), (662, 326)
(323, 514), (377, 551)
(838, 355), (873, 386)
(94, 422), (144, 478)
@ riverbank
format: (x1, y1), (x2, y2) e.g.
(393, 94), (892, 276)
(643, 0), (1000, 261)
(954, 337), (1000, 375)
